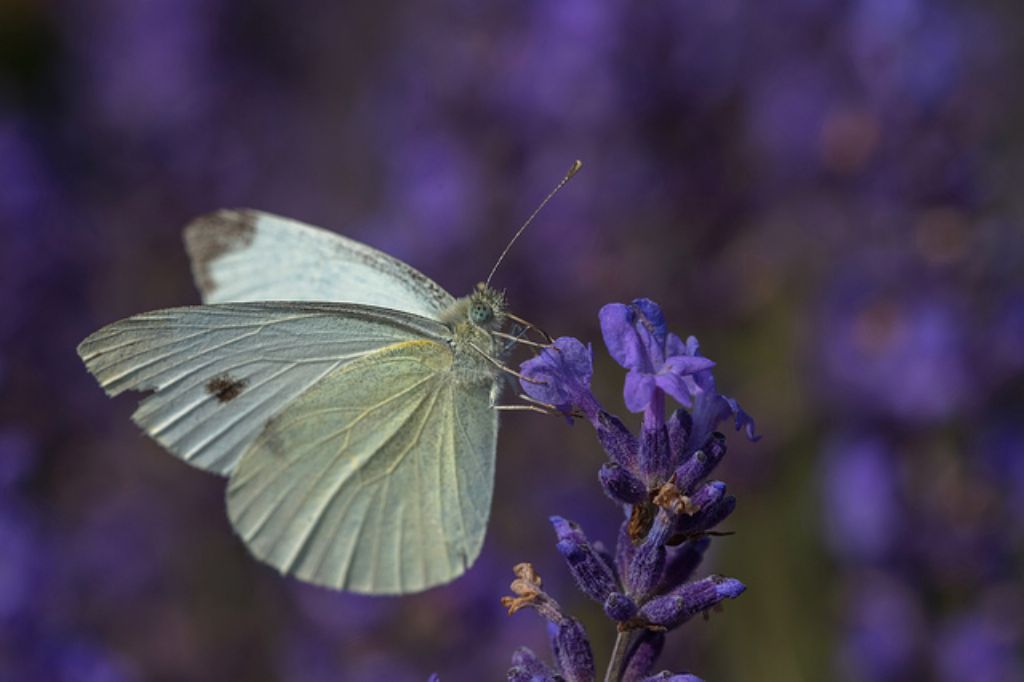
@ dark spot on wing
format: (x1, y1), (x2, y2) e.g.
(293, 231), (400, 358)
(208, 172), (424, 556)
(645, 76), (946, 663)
(206, 374), (249, 403)
(183, 209), (257, 296)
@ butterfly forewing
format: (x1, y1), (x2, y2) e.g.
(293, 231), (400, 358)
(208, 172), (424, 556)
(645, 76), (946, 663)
(77, 303), (451, 476)
(185, 210), (455, 318)
(79, 211), (510, 594)
(226, 339), (497, 594)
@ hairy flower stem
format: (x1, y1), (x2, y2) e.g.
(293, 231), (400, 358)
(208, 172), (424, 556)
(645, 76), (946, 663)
(604, 630), (636, 682)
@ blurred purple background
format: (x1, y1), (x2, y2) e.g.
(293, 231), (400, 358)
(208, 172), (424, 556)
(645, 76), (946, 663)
(2, 0), (1023, 679)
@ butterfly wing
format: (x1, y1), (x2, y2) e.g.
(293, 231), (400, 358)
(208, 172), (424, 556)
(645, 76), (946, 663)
(184, 209), (455, 318)
(226, 339), (497, 594)
(77, 303), (451, 476)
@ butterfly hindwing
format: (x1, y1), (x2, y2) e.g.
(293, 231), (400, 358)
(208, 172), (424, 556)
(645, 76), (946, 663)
(184, 209), (455, 318)
(77, 303), (451, 476)
(226, 339), (498, 594)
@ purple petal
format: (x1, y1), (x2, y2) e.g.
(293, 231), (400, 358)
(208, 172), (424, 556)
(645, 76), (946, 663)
(662, 355), (715, 375)
(679, 335), (717, 395)
(623, 370), (657, 413)
(601, 300), (678, 376)
(721, 395), (760, 442)
(628, 299), (669, 368)
(654, 372), (695, 409)
(665, 332), (688, 357)
(630, 298), (668, 340)
(519, 337), (595, 413)
(600, 303), (643, 370)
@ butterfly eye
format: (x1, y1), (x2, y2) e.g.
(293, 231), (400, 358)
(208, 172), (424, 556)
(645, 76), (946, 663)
(470, 302), (493, 324)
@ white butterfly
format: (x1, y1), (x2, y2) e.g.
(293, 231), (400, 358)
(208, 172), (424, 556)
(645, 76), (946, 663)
(78, 209), (515, 594)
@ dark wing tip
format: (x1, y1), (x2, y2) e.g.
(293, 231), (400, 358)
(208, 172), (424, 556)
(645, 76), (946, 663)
(183, 209), (259, 298)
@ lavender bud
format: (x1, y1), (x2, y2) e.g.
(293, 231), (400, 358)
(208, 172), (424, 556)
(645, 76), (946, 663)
(703, 495), (736, 527)
(622, 631), (665, 681)
(704, 431), (727, 460)
(667, 408), (692, 464)
(675, 496), (736, 537)
(551, 517), (618, 603)
(639, 576), (746, 629)
(673, 433), (726, 493)
(591, 540), (619, 584)
(626, 511), (675, 600)
(508, 647), (559, 682)
(672, 450), (708, 495)
(615, 520), (637, 582)
(599, 463), (647, 505)
(627, 542), (665, 600)
(596, 410), (640, 469)
(603, 591), (637, 622)
(658, 538), (711, 594)
(549, 618), (596, 682)
(689, 481), (726, 511)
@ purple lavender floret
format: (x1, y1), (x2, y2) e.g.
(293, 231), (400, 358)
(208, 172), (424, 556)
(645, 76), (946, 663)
(678, 335), (759, 447)
(600, 300), (715, 413)
(521, 337), (600, 420)
(503, 299), (755, 681)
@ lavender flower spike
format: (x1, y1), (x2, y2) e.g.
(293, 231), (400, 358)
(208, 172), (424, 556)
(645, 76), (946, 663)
(600, 300), (715, 413)
(506, 299), (754, 682)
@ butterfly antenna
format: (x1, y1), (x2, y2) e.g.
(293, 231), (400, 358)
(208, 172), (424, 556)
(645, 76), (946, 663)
(485, 160), (583, 287)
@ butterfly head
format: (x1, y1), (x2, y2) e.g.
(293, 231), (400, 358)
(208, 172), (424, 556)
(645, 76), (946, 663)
(467, 282), (506, 331)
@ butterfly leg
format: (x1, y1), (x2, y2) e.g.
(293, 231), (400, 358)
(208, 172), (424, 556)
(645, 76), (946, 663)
(505, 313), (554, 345)
(492, 329), (551, 350)
(492, 403), (557, 414)
(521, 393), (585, 419)
(468, 342), (547, 385)
(492, 394), (585, 420)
